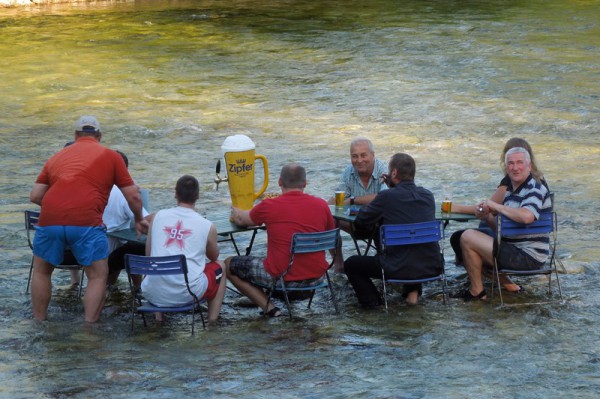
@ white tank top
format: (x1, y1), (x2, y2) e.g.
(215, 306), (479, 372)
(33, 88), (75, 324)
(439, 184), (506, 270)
(141, 206), (212, 307)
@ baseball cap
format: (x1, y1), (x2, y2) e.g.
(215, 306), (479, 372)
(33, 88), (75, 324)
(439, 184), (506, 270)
(75, 115), (101, 133)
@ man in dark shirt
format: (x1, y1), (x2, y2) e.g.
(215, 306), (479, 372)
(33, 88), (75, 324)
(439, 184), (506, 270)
(344, 153), (443, 307)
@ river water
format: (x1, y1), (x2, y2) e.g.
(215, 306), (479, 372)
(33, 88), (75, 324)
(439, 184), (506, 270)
(1, 0), (599, 398)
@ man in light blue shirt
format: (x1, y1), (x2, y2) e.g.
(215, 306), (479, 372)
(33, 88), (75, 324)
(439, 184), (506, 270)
(329, 137), (388, 206)
(330, 138), (388, 271)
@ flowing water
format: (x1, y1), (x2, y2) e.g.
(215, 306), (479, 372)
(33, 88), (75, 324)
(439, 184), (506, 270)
(1, 0), (599, 397)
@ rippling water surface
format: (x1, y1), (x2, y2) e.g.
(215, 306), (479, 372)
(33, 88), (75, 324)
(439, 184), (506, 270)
(1, 1), (599, 398)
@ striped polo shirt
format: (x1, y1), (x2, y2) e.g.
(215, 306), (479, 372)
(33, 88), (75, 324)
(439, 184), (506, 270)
(503, 174), (552, 263)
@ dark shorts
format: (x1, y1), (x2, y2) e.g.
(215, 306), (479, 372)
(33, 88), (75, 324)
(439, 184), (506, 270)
(229, 256), (324, 289)
(33, 225), (108, 266)
(108, 242), (146, 274)
(450, 227), (494, 264)
(496, 242), (545, 271)
(201, 262), (223, 301)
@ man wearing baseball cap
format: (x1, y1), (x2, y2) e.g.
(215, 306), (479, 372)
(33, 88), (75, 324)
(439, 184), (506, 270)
(30, 115), (148, 323)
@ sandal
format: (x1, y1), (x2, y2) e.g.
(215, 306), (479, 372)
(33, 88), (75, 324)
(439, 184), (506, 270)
(260, 306), (282, 318)
(458, 289), (487, 301)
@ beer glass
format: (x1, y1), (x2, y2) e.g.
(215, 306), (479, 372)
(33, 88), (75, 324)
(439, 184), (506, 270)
(335, 191), (345, 207)
(441, 186), (452, 215)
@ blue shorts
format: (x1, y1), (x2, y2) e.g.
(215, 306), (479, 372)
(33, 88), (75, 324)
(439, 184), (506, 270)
(33, 225), (109, 267)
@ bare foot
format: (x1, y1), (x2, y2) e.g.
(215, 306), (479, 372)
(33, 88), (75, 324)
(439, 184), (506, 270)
(499, 276), (521, 292)
(405, 290), (420, 305)
(502, 283), (522, 293)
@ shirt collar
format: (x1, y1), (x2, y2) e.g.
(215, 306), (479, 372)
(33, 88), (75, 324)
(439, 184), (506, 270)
(351, 159), (380, 180)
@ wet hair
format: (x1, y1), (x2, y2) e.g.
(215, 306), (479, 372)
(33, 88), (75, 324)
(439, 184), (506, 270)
(175, 175), (199, 204)
(389, 153), (415, 180)
(116, 150), (129, 168)
(501, 137), (543, 180)
(280, 163), (306, 189)
(350, 137), (374, 153)
(505, 147), (531, 165)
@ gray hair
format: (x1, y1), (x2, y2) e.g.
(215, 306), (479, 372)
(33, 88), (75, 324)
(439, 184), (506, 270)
(350, 137), (374, 153)
(505, 147), (531, 165)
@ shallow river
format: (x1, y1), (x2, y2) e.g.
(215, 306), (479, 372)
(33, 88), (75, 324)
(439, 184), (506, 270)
(1, 1), (599, 398)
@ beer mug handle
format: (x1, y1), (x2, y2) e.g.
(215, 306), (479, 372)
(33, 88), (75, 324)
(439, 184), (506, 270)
(253, 154), (269, 200)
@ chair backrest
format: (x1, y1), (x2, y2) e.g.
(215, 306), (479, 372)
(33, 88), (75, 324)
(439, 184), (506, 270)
(125, 254), (188, 277)
(497, 211), (554, 237)
(282, 228), (340, 278)
(380, 220), (443, 250)
(290, 228), (340, 254)
(24, 210), (40, 250)
(140, 188), (150, 212)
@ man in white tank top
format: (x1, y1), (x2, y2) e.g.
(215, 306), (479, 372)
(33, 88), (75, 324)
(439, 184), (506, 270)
(141, 175), (227, 324)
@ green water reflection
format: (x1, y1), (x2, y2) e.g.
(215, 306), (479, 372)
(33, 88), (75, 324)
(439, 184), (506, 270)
(1, 0), (599, 398)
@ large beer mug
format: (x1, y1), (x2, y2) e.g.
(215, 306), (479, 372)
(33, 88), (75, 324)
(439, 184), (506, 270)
(221, 134), (269, 210)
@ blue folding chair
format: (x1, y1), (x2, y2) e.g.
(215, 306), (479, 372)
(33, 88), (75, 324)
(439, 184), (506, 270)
(491, 211), (564, 307)
(263, 228), (340, 320)
(124, 254), (206, 335)
(24, 210), (85, 296)
(379, 220), (446, 310)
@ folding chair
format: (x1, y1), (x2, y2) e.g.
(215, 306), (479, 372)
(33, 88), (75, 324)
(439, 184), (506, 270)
(124, 254), (206, 335)
(263, 228), (340, 320)
(24, 210), (84, 296)
(379, 220), (446, 310)
(491, 211), (564, 307)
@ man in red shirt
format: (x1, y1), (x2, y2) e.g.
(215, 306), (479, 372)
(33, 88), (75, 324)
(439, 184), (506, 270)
(225, 163), (335, 317)
(29, 115), (147, 323)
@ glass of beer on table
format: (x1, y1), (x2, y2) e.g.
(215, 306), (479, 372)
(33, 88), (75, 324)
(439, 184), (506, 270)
(441, 186), (452, 215)
(335, 191), (345, 207)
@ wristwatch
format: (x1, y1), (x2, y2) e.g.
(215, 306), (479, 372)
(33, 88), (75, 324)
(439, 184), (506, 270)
(350, 196), (355, 205)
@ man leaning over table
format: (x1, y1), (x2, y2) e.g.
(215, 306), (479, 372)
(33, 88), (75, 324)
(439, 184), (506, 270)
(141, 175), (227, 325)
(328, 137), (388, 271)
(29, 115), (147, 323)
(225, 163), (335, 318)
(344, 153), (443, 307)
(455, 147), (552, 301)
(103, 150), (150, 291)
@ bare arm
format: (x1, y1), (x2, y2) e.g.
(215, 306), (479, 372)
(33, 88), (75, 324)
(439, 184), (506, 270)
(451, 186), (508, 215)
(30, 183), (49, 206)
(230, 207), (256, 227)
(488, 185), (508, 204)
(484, 200), (536, 224)
(447, 203), (477, 214)
(205, 224), (219, 262)
(352, 194), (377, 206)
(120, 185), (149, 236)
(328, 193), (377, 206)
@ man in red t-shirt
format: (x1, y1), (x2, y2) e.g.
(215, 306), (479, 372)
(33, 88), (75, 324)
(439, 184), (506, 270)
(29, 115), (147, 323)
(225, 163), (335, 318)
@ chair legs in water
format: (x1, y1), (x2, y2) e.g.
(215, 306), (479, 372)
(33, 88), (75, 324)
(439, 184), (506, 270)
(266, 273), (339, 321)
